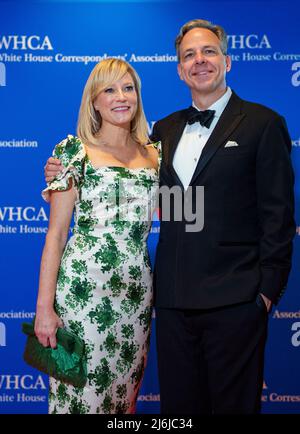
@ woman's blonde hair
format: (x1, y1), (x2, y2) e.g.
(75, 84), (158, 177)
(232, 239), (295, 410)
(77, 58), (149, 145)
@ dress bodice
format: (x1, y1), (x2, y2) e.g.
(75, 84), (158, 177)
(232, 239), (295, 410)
(42, 135), (159, 244)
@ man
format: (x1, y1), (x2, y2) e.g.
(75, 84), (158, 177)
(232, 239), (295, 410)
(151, 19), (295, 414)
(45, 19), (295, 414)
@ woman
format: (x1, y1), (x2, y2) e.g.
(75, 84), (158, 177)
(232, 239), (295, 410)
(35, 58), (159, 414)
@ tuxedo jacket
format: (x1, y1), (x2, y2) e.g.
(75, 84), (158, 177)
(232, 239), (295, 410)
(151, 91), (295, 309)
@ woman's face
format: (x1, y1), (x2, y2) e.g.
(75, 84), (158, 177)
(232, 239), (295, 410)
(94, 72), (138, 129)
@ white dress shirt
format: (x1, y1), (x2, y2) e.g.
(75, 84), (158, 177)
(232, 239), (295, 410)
(173, 87), (232, 190)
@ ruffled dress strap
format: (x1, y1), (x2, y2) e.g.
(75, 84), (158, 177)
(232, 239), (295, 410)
(42, 135), (86, 202)
(145, 140), (162, 172)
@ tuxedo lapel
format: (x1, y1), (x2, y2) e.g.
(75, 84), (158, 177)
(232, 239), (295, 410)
(164, 111), (187, 188)
(190, 92), (245, 185)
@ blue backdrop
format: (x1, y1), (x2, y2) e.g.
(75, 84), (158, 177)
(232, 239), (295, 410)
(0, 0), (299, 414)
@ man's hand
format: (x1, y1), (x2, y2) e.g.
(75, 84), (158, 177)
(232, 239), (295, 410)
(260, 293), (272, 313)
(44, 157), (63, 182)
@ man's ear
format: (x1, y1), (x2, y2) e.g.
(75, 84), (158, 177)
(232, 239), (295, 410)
(225, 55), (232, 72)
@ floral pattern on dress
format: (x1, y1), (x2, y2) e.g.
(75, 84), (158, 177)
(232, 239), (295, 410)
(42, 135), (159, 414)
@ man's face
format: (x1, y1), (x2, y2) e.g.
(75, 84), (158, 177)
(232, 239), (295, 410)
(177, 27), (231, 99)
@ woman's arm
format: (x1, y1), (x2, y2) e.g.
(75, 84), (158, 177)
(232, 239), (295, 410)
(35, 181), (76, 348)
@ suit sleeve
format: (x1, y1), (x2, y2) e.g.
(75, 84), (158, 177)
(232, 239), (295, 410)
(256, 115), (295, 304)
(150, 121), (161, 143)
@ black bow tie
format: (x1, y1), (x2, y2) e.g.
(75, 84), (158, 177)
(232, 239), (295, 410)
(186, 106), (215, 128)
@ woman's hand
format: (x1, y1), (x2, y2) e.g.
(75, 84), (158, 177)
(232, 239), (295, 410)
(34, 308), (64, 349)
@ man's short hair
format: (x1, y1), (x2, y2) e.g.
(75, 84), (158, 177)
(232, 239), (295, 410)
(175, 19), (228, 60)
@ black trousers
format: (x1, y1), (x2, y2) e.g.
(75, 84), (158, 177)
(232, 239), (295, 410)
(156, 296), (268, 414)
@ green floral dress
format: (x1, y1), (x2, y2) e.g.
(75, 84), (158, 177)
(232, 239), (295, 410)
(42, 135), (159, 414)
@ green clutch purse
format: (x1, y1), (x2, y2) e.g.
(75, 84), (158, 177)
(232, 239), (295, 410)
(22, 321), (87, 388)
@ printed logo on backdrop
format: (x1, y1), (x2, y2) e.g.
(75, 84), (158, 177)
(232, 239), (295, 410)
(0, 35), (53, 51)
(2, 33), (299, 66)
(264, 307), (300, 408)
(0, 34), (175, 65)
(226, 34), (300, 64)
(261, 381), (300, 404)
(0, 312), (46, 406)
(291, 322), (300, 347)
(0, 312), (35, 347)
(137, 393), (160, 403)
(0, 139), (38, 149)
(259, 307), (300, 405)
(272, 309), (300, 347)
(0, 206), (48, 235)
(0, 374), (47, 404)
(292, 62), (300, 86)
